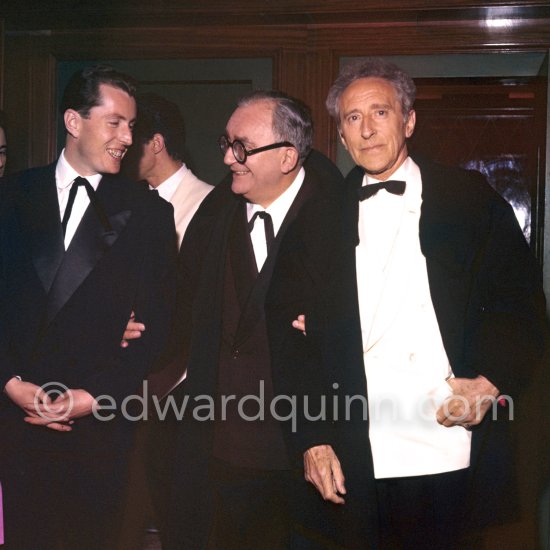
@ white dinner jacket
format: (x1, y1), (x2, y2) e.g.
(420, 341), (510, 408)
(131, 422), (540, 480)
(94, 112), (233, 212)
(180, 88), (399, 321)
(169, 165), (213, 248)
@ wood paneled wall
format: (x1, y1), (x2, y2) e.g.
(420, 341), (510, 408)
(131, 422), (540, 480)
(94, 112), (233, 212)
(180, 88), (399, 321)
(3, 2), (550, 169)
(1, 4), (549, 546)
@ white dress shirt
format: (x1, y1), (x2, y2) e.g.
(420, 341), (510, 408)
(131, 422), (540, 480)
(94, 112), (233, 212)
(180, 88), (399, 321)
(356, 157), (471, 479)
(247, 167), (305, 271)
(149, 165), (183, 202)
(55, 150), (102, 249)
(151, 164), (213, 249)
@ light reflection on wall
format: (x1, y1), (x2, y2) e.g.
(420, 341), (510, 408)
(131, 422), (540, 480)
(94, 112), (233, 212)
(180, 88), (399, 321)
(463, 155), (531, 243)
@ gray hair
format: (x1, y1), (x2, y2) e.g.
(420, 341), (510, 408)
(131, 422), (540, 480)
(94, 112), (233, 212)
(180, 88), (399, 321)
(326, 58), (416, 124)
(238, 90), (313, 164)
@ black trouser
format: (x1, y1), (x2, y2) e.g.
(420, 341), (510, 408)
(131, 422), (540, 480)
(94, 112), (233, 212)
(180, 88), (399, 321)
(376, 468), (473, 550)
(207, 459), (294, 550)
(1, 446), (128, 550)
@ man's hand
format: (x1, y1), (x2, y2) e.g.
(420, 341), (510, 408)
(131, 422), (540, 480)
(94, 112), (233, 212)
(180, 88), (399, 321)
(436, 375), (500, 429)
(304, 444), (346, 504)
(4, 376), (52, 416)
(24, 389), (97, 432)
(120, 310), (145, 348)
(292, 314), (306, 335)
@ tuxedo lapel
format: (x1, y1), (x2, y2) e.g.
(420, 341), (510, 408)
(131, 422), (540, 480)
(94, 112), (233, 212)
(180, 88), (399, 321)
(45, 176), (132, 324)
(343, 166), (362, 248)
(228, 201), (258, 308)
(17, 165), (65, 293)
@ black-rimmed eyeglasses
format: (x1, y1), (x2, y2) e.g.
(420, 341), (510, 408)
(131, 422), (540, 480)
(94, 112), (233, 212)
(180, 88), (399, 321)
(218, 135), (295, 164)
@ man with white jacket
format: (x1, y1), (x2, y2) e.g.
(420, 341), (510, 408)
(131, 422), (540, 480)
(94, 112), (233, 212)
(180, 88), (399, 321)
(126, 92), (212, 248)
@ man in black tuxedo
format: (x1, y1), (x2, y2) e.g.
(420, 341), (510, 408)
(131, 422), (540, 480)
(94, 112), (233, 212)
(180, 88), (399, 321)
(0, 65), (177, 549)
(158, 90), (353, 549)
(295, 58), (547, 548)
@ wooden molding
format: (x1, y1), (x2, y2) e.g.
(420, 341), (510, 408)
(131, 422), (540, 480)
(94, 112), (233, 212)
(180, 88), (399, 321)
(3, 4), (550, 167)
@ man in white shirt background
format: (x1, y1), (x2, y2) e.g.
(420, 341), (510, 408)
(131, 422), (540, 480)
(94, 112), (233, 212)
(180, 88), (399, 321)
(123, 92), (213, 249)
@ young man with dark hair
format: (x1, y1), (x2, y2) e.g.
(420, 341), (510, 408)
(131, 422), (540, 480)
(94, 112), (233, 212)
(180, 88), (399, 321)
(0, 65), (177, 549)
(123, 92), (212, 249)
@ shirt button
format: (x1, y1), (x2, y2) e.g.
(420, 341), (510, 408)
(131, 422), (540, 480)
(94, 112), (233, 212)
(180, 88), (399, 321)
(233, 348), (240, 359)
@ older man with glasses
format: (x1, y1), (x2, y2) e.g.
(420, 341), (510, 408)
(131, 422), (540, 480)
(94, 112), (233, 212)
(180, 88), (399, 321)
(151, 90), (353, 549)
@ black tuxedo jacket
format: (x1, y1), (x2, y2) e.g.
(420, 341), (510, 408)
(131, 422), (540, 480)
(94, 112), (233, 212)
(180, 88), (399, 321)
(171, 150), (344, 401)
(305, 155), (547, 532)
(0, 162), (177, 453)
(162, 150), (351, 548)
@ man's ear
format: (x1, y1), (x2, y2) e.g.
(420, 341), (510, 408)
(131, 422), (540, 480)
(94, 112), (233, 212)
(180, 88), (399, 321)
(152, 133), (166, 154)
(338, 127), (348, 150)
(281, 146), (300, 174)
(64, 109), (81, 139)
(405, 110), (416, 139)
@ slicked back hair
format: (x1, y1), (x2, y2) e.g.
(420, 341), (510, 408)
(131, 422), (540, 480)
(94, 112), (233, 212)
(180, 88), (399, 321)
(237, 90), (313, 164)
(134, 93), (186, 162)
(60, 64), (137, 118)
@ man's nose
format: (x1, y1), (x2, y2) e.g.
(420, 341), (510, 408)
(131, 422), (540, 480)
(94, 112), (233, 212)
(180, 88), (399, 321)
(120, 127), (132, 146)
(223, 146), (236, 166)
(361, 119), (375, 139)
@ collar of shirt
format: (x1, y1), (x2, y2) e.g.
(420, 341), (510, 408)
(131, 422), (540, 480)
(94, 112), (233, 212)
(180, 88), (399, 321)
(364, 155), (411, 187)
(361, 156), (421, 212)
(356, 156), (422, 269)
(149, 163), (186, 202)
(246, 166), (305, 237)
(55, 149), (102, 191)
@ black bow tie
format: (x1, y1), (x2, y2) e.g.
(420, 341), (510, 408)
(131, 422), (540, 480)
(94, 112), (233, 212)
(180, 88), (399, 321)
(357, 180), (406, 201)
(248, 210), (275, 253)
(61, 176), (112, 236)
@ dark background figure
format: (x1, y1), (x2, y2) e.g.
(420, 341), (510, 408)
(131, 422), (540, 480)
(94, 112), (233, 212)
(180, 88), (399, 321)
(121, 92), (213, 249)
(117, 92), (213, 548)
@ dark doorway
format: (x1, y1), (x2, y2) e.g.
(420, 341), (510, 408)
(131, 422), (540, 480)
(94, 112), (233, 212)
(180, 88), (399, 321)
(409, 77), (547, 257)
